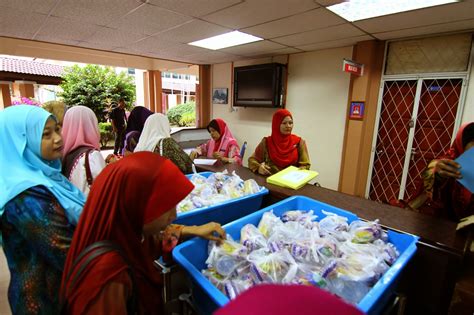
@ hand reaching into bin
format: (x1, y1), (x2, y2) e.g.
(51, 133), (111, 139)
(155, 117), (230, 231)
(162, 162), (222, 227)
(182, 222), (226, 244)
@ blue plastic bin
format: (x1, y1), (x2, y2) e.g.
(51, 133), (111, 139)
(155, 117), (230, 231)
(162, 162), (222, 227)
(173, 195), (418, 315)
(173, 172), (269, 226)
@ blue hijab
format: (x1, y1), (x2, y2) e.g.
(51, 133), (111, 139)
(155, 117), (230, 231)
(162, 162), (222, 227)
(0, 105), (85, 225)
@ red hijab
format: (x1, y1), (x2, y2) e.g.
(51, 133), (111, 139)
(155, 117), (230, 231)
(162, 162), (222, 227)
(60, 152), (194, 314)
(266, 109), (301, 169)
(214, 284), (363, 315)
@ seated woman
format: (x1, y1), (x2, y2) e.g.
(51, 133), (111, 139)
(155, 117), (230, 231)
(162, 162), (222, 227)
(408, 122), (474, 221)
(0, 105), (85, 314)
(61, 106), (107, 197)
(134, 113), (194, 174)
(248, 109), (310, 175)
(123, 106), (153, 155)
(190, 118), (242, 165)
(60, 152), (225, 314)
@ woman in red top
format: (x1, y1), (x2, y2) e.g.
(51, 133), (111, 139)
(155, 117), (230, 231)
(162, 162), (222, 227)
(248, 109), (310, 175)
(408, 122), (474, 221)
(60, 152), (225, 314)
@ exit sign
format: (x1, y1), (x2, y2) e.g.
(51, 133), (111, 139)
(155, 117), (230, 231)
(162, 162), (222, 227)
(343, 59), (364, 76)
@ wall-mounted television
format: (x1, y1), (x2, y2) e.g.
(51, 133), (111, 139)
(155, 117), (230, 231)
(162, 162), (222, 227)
(233, 63), (287, 108)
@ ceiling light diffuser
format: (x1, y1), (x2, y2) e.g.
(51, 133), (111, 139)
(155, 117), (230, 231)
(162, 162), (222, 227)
(327, 0), (459, 22)
(188, 31), (263, 50)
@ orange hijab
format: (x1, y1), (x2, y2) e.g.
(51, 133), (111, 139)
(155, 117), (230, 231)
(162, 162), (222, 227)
(60, 152), (194, 313)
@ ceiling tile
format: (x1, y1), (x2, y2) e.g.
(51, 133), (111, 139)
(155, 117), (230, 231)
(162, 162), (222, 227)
(0, 0), (57, 14)
(77, 41), (116, 51)
(146, 0), (242, 17)
(132, 36), (185, 53)
(34, 35), (81, 47)
(273, 23), (366, 46)
(354, 1), (474, 34)
(202, 0), (320, 29)
(314, 0), (346, 6)
(85, 27), (146, 47)
(242, 8), (346, 39)
(296, 34), (373, 51)
(186, 50), (241, 63)
(242, 47), (303, 57)
(157, 20), (232, 44)
(154, 43), (212, 57)
(220, 40), (286, 55)
(373, 19), (474, 40)
(51, 0), (142, 26)
(108, 3), (193, 36)
(34, 16), (100, 42)
(0, 6), (47, 39)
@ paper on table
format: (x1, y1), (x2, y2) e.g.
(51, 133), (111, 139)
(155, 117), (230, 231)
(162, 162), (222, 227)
(455, 147), (474, 193)
(193, 158), (217, 165)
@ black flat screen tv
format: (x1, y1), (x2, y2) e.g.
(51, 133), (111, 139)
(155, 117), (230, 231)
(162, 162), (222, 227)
(233, 63), (287, 108)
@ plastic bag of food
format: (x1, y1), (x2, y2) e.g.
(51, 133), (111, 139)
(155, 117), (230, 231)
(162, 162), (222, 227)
(349, 220), (386, 244)
(257, 211), (283, 238)
(240, 224), (268, 251)
(248, 248), (298, 284)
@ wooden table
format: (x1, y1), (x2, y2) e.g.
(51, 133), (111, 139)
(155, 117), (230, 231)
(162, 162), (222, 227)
(195, 163), (471, 314)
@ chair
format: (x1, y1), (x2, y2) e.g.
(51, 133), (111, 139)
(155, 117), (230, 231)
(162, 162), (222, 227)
(240, 141), (247, 159)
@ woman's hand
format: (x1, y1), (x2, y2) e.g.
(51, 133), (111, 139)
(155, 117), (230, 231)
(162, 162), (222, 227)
(213, 151), (224, 160)
(258, 162), (272, 175)
(189, 151), (198, 160)
(434, 159), (462, 179)
(182, 222), (226, 243)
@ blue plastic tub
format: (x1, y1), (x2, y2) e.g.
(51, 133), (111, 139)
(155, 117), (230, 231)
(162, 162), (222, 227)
(173, 195), (418, 315)
(173, 172), (269, 226)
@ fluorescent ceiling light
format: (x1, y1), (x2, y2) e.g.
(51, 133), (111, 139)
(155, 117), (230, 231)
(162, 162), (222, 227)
(188, 31), (263, 50)
(327, 0), (459, 22)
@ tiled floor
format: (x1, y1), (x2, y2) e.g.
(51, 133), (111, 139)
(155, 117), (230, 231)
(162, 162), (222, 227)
(0, 248), (12, 315)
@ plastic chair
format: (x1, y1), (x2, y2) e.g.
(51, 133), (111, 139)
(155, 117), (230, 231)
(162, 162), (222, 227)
(240, 141), (247, 159)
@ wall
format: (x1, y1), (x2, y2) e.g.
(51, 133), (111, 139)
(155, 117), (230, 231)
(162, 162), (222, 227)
(462, 62), (474, 124)
(211, 47), (352, 190)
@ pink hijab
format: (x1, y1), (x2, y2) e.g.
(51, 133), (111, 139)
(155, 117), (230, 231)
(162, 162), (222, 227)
(206, 119), (238, 158)
(62, 106), (101, 158)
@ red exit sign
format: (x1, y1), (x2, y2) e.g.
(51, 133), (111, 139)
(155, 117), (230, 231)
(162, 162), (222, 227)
(343, 59), (364, 76)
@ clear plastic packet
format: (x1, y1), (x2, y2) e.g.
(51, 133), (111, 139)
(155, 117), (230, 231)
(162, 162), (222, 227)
(206, 235), (248, 272)
(223, 276), (254, 299)
(319, 211), (350, 240)
(243, 179), (261, 195)
(257, 211), (283, 238)
(248, 248), (298, 284)
(281, 210), (318, 229)
(240, 224), (268, 251)
(349, 220), (386, 244)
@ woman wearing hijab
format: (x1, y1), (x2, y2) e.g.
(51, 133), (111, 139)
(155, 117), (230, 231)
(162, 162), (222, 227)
(190, 118), (242, 165)
(62, 106), (106, 197)
(123, 106), (153, 154)
(408, 122), (474, 221)
(135, 113), (194, 174)
(214, 284), (363, 315)
(60, 152), (225, 314)
(43, 100), (67, 127)
(0, 105), (85, 314)
(248, 109), (310, 175)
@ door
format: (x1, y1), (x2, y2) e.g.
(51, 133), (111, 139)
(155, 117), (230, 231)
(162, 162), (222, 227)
(402, 78), (463, 201)
(368, 78), (464, 204)
(368, 80), (417, 203)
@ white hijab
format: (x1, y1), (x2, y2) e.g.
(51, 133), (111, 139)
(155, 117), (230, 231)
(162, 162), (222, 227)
(134, 113), (171, 153)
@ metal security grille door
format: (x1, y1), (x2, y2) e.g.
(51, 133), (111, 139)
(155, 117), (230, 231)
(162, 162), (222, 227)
(368, 80), (417, 203)
(368, 78), (465, 204)
(402, 78), (463, 201)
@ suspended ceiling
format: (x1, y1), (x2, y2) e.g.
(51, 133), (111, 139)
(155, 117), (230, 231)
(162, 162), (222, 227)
(0, 0), (473, 66)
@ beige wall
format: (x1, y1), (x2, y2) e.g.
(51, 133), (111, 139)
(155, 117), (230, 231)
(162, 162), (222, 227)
(462, 63), (474, 124)
(211, 47), (352, 190)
